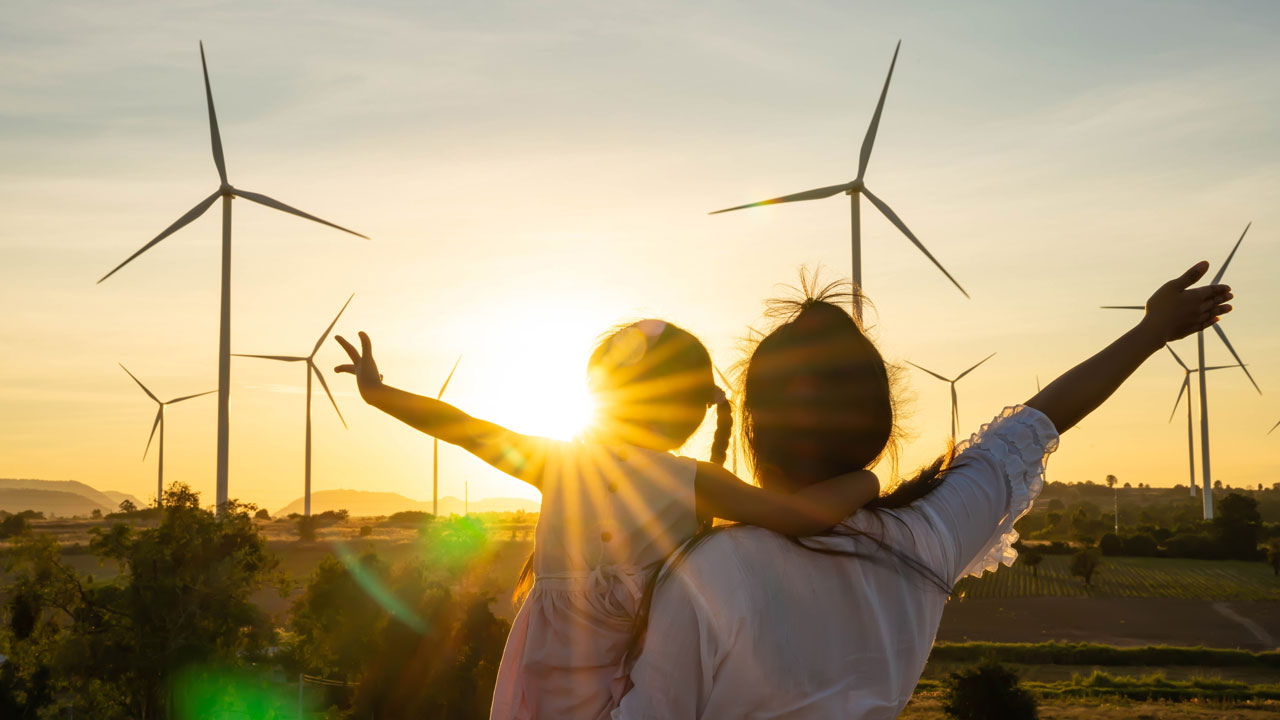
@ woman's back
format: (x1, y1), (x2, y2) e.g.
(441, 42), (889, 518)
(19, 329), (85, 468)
(617, 405), (1059, 719)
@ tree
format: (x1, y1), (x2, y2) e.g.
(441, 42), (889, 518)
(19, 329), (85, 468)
(1070, 548), (1101, 587)
(1098, 533), (1123, 556)
(117, 499), (137, 514)
(1022, 548), (1043, 578)
(1, 484), (282, 719)
(1266, 539), (1280, 577)
(254, 508), (270, 521)
(1213, 493), (1262, 560)
(942, 660), (1038, 720)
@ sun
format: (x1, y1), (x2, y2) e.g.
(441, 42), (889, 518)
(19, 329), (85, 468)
(447, 305), (607, 442)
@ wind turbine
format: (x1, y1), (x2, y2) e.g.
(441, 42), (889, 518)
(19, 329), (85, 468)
(97, 43), (368, 514)
(234, 295), (353, 517)
(906, 353), (995, 445)
(713, 365), (739, 474)
(433, 355), (463, 517)
(119, 365), (214, 506)
(1102, 223), (1258, 518)
(709, 41), (967, 321)
(1165, 345), (1242, 498)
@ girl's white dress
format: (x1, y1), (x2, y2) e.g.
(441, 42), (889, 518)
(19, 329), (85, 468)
(489, 442), (700, 720)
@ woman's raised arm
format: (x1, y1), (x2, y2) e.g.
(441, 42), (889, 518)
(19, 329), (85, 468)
(1026, 261), (1233, 434)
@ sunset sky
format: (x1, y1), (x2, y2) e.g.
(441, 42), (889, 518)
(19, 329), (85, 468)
(2, 1), (1278, 513)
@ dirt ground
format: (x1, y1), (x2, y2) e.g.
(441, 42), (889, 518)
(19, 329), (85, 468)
(937, 597), (1280, 650)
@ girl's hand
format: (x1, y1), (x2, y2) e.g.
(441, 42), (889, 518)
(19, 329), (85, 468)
(334, 331), (385, 401)
(1138, 261), (1234, 344)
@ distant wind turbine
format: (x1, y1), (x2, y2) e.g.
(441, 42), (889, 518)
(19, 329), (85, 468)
(710, 41), (967, 321)
(1164, 345), (1242, 498)
(234, 295), (353, 517)
(97, 43), (368, 514)
(433, 356), (462, 517)
(1269, 420), (1279, 436)
(1102, 223), (1258, 519)
(906, 353), (995, 445)
(713, 365), (739, 475)
(119, 365), (214, 506)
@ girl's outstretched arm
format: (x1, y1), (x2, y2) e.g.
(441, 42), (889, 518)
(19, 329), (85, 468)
(1026, 261), (1234, 434)
(694, 464), (880, 535)
(334, 332), (551, 488)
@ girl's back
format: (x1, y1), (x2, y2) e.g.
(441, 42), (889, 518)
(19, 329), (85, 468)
(492, 441), (699, 720)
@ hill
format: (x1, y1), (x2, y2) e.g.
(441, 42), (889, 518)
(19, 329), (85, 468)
(0, 478), (124, 515)
(102, 490), (147, 510)
(273, 489), (539, 518)
(0, 488), (112, 517)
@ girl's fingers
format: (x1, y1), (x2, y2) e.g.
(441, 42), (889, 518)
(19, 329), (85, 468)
(1172, 261), (1210, 290)
(335, 335), (361, 363)
(334, 364), (355, 375)
(1212, 303), (1233, 316)
(359, 331), (373, 358)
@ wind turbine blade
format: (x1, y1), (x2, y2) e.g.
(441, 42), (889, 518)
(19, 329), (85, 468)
(199, 42), (228, 185)
(119, 364), (159, 403)
(861, 187), (969, 298)
(713, 365), (734, 393)
(1270, 419), (1280, 435)
(1169, 377), (1188, 424)
(232, 354), (306, 362)
(232, 188), (369, 239)
(1165, 344), (1188, 371)
(168, 390), (217, 404)
(905, 361), (951, 384)
(1210, 324), (1261, 394)
(310, 361), (347, 429)
(950, 384), (959, 429)
(1035, 375), (1041, 392)
(143, 409), (162, 460)
(313, 294), (355, 355)
(1100, 306), (1144, 310)
(1212, 222), (1250, 284)
(955, 352), (996, 381)
(437, 354), (463, 399)
(857, 40), (901, 182)
(98, 190), (221, 283)
(1203, 364), (1245, 372)
(708, 183), (854, 214)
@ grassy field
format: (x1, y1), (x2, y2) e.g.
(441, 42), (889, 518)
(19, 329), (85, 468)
(953, 555), (1280, 601)
(901, 694), (1280, 719)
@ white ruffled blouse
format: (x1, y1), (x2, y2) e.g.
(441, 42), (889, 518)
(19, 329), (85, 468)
(615, 405), (1059, 720)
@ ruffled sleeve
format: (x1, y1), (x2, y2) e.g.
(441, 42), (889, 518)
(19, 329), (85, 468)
(951, 405), (1059, 579)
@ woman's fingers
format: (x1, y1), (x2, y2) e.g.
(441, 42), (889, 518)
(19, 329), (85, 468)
(359, 331), (373, 359)
(335, 335), (361, 363)
(334, 364), (356, 375)
(1171, 261), (1210, 290)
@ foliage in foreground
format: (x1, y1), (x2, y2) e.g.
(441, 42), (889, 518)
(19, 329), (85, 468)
(941, 660), (1038, 720)
(0, 484), (285, 719)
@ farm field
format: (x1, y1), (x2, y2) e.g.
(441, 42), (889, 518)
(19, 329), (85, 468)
(953, 555), (1280, 601)
(900, 695), (1280, 719)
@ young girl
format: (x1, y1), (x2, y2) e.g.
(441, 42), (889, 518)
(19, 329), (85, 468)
(333, 319), (880, 720)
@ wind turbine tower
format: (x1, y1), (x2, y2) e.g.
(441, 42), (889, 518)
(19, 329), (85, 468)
(234, 295), (353, 517)
(710, 41), (968, 321)
(98, 43), (367, 514)
(906, 353), (995, 446)
(434, 356), (462, 516)
(119, 365), (214, 505)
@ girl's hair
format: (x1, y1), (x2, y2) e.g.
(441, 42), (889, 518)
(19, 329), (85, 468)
(625, 274), (957, 666)
(512, 319), (733, 607)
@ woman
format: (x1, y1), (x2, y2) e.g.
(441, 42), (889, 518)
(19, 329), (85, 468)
(615, 261), (1233, 719)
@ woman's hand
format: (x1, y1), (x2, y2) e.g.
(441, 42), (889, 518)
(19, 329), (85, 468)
(334, 331), (385, 402)
(1138, 261), (1234, 345)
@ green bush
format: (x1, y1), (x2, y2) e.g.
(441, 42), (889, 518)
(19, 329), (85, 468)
(942, 661), (1038, 720)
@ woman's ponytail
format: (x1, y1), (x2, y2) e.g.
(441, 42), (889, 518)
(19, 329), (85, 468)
(709, 388), (733, 467)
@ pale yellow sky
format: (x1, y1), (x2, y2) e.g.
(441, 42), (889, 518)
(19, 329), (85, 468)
(2, 1), (1278, 512)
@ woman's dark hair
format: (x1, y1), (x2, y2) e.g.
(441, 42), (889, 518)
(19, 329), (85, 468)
(512, 318), (733, 607)
(625, 274), (957, 666)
